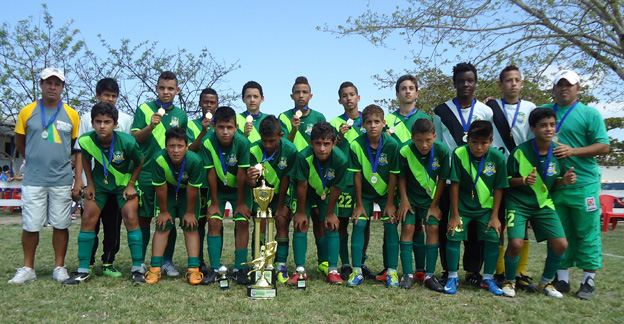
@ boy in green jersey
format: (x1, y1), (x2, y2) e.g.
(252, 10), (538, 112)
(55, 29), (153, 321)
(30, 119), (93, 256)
(199, 106), (253, 285)
(330, 82), (366, 280)
(445, 120), (508, 295)
(347, 105), (401, 287)
(132, 71), (188, 276)
(502, 108), (576, 298)
(63, 103), (145, 285)
(540, 70), (610, 299)
(144, 128), (205, 285)
(187, 88), (218, 275)
(289, 122), (348, 285)
(237, 81), (268, 143)
(246, 115), (299, 283)
(397, 118), (449, 291)
(278, 76), (329, 275)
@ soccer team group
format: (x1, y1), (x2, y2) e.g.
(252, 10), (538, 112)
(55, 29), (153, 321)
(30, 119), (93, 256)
(8, 63), (610, 300)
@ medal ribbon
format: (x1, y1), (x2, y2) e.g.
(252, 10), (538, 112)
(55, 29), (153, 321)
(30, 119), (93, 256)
(393, 107), (419, 127)
(468, 149), (486, 195)
(453, 98), (476, 134)
(553, 101), (578, 134)
(294, 106), (310, 112)
(156, 99), (173, 110)
(501, 99), (521, 130)
(342, 112), (362, 127)
(262, 142), (280, 162)
(217, 144), (229, 180)
(426, 143), (435, 180)
(314, 155), (331, 194)
(365, 135), (383, 174)
(96, 132), (115, 182)
(167, 156), (186, 198)
(39, 99), (63, 132)
(531, 139), (553, 184)
(245, 110), (262, 119)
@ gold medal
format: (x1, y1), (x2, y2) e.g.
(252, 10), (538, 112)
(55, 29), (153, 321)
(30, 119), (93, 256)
(158, 108), (166, 116)
(295, 110), (303, 118)
(103, 176), (108, 185)
(471, 191), (475, 200)
(321, 191), (327, 200)
(246, 115), (254, 123)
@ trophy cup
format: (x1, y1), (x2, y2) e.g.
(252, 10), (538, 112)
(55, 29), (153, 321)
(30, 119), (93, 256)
(218, 265), (229, 290)
(245, 164), (278, 299)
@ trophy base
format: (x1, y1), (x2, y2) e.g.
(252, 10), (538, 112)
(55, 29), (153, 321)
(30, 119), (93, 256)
(255, 269), (276, 286)
(247, 286), (277, 299)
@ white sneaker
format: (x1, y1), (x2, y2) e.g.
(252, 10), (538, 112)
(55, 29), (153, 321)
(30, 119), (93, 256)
(52, 266), (70, 282)
(502, 281), (516, 298)
(539, 282), (563, 299)
(8, 267), (37, 284)
(162, 262), (180, 277)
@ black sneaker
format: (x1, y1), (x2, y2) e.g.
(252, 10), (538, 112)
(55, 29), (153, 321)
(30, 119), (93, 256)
(465, 272), (482, 287)
(199, 269), (218, 285)
(399, 274), (414, 289)
(340, 264), (353, 281)
(552, 274), (571, 293)
(232, 270), (250, 285)
(439, 271), (449, 285)
(576, 277), (595, 300)
(494, 273), (506, 288)
(199, 262), (208, 277)
(62, 272), (90, 285)
(361, 265), (376, 280)
(516, 273), (538, 292)
(424, 275), (445, 293)
(132, 271), (145, 284)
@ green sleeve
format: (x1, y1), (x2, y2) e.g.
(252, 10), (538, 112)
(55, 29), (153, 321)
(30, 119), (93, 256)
(389, 141), (401, 174)
(152, 157), (167, 186)
(494, 153), (509, 189)
(294, 153), (309, 182)
(131, 106), (146, 131)
(187, 154), (204, 187)
(587, 107), (610, 145)
(507, 149), (520, 178)
(237, 136), (251, 167)
(186, 126), (196, 143)
(398, 147), (408, 178)
(449, 150), (462, 183)
(279, 113), (290, 138)
(331, 154), (348, 190)
(128, 139), (143, 166)
(348, 142), (362, 172)
(438, 144), (451, 180)
(200, 139), (214, 169)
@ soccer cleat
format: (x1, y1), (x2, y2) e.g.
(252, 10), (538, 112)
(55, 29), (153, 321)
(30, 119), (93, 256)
(162, 262), (180, 277)
(465, 272), (482, 287)
(361, 264), (376, 279)
(502, 281), (516, 298)
(539, 282), (563, 299)
(145, 267), (162, 284)
(327, 271), (344, 285)
(140, 262), (148, 274)
(102, 264), (122, 278)
(340, 264), (353, 281)
(481, 278), (503, 296)
(347, 269), (364, 287)
(386, 269), (399, 288)
(7, 267), (36, 284)
(576, 277), (595, 300)
(186, 268), (204, 285)
(286, 273), (303, 285)
(375, 268), (388, 281)
(494, 273), (506, 288)
(424, 276), (445, 293)
(552, 277), (571, 294)
(61, 272), (90, 285)
(399, 274), (414, 289)
(276, 264), (289, 284)
(414, 271), (425, 283)
(439, 271), (449, 285)
(316, 261), (329, 276)
(132, 271), (146, 284)
(199, 262), (208, 277)
(232, 270), (251, 285)
(444, 277), (459, 294)
(52, 266), (70, 282)
(199, 269), (219, 285)
(516, 273), (538, 292)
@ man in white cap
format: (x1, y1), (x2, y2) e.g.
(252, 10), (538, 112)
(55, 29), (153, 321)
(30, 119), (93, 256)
(9, 67), (80, 284)
(539, 70), (610, 299)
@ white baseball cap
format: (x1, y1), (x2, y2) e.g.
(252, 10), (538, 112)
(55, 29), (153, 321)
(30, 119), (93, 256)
(40, 67), (65, 82)
(553, 70), (580, 87)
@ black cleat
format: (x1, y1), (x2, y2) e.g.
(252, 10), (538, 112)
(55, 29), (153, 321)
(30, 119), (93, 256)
(132, 271), (146, 284)
(576, 277), (595, 300)
(199, 269), (219, 285)
(552, 274), (571, 293)
(516, 273), (538, 292)
(232, 270), (251, 285)
(424, 275), (445, 293)
(465, 272), (482, 287)
(399, 274), (414, 289)
(62, 272), (90, 285)
(199, 262), (209, 277)
(340, 264), (353, 281)
(361, 265), (376, 280)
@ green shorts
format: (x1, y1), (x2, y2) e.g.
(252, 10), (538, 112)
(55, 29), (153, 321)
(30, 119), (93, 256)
(198, 188), (208, 219)
(209, 190), (252, 222)
(506, 207), (565, 241)
(337, 185), (355, 218)
(93, 184), (131, 210)
(447, 210), (499, 243)
(290, 194), (337, 222)
(137, 170), (155, 218)
(353, 196), (388, 222)
(154, 193), (200, 232)
(401, 205), (440, 226)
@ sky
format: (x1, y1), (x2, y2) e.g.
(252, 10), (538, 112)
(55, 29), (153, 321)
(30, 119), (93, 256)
(2, 1), (622, 135)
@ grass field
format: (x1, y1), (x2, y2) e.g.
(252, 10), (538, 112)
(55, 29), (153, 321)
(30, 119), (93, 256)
(1, 212), (623, 323)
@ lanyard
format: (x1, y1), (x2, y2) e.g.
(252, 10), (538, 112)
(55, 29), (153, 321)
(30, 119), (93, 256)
(156, 99), (173, 109)
(262, 142), (280, 162)
(553, 101), (578, 134)
(167, 156), (186, 200)
(314, 155), (331, 193)
(342, 112), (362, 127)
(245, 111), (262, 119)
(97, 132), (115, 183)
(453, 98), (476, 133)
(393, 107), (419, 127)
(39, 100), (63, 130)
(365, 135), (383, 174)
(217, 143), (229, 180)
(501, 99), (521, 129)
(468, 149), (486, 196)
(425, 143), (435, 180)
(294, 106), (309, 112)
(531, 139), (553, 183)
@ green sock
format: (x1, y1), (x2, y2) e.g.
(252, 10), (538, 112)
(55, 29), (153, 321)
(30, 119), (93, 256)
(164, 229), (176, 263)
(504, 255), (520, 282)
(339, 235), (349, 266)
(325, 231), (339, 268)
(234, 249), (248, 270)
(151, 255), (164, 267)
(382, 241), (388, 269)
(198, 225), (205, 263)
(140, 226), (151, 262)
(293, 232), (307, 268)
(413, 231), (425, 271)
(188, 256), (200, 269)
(127, 229), (143, 267)
(400, 241), (414, 274)
(425, 244), (439, 275)
(543, 249), (564, 280)
(78, 230), (97, 270)
(316, 237), (328, 264)
(383, 222), (399, 269)
(483, 241), (500, 275)
(206, 235), (222, 270)
(276, 237), (289, 263)
(446, 240), (461, 272)
(351, 220), (367, 267)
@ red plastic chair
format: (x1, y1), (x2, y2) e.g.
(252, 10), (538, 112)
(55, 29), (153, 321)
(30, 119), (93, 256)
(599, 195), (624, 232)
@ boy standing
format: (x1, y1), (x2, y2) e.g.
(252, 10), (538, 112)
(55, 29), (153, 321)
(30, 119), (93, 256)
(63, 103), (145, 284)
(502, 108), (576, 298)
(445, 121), (507, 295)
(144, 127), (205, 285)
(237, 81), (268, 143)
(348, 105), (401, 287)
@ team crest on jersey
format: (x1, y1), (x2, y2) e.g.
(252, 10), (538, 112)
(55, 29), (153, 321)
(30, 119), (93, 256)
(431, 158), (440, 170)
(378, 153), (388, 166)
(517, 112), (526, 124)
(483, 162), (496, 176)
(56, 120), (73, 132)
(326, 168), (335, 180)
(181, 171), (189, 182)
(361, 127), (366, 133)
(170, 116), (180, 128)
(278, 157), (288, 169)
(305, 123), (313, 135)
(227, 153), (238, 166)
(547, 162), (557, 177)
(111, 151), (124, 164)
